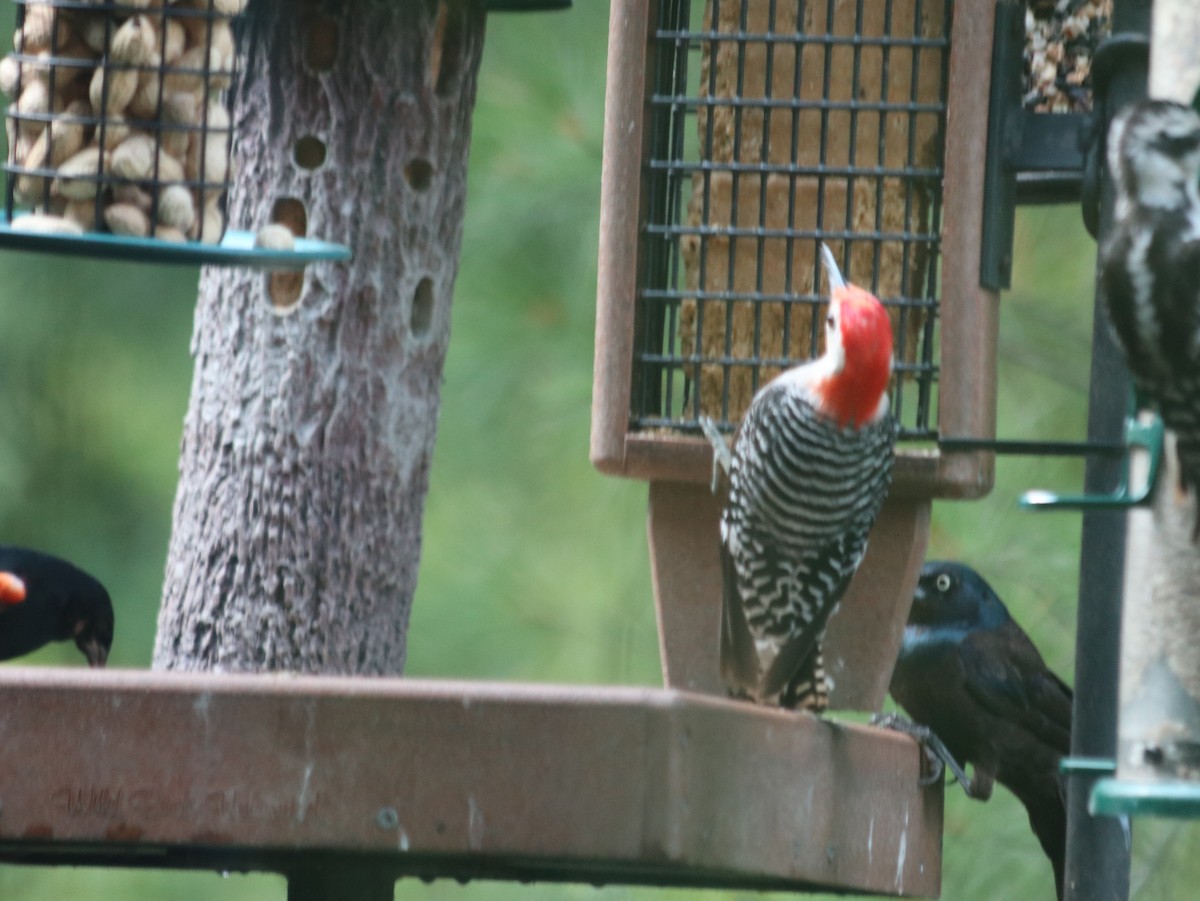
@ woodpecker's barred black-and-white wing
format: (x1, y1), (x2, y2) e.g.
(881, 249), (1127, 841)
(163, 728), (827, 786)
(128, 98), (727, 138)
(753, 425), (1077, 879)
(1101, 206), (1200, 491)
(1100, 99), (1200, 504)
(719, 381), (896, 705)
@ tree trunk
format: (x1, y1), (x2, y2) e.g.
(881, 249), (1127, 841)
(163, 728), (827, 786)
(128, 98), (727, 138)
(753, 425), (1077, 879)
(153, 0), (486, 673)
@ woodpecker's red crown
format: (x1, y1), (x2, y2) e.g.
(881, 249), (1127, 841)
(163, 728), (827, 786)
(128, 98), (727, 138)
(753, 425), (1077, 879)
(818, 283), (894, 428)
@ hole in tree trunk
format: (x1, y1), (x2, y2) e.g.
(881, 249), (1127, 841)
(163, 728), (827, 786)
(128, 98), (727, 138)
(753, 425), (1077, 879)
(431, 2), (467, 98)
(411, 278), (435, 338)
(305, 15), (338, 72)
(294, 136), (327, 170)
(404, 159), (433, 191)
(267, 198), (309, 313)
(271, 197), (308, 238)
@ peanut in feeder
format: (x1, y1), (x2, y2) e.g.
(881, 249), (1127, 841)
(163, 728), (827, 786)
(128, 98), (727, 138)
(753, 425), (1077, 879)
(3, 0), (244, 243)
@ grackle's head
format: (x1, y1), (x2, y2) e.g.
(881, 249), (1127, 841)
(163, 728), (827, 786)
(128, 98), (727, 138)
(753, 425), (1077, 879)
(908, 561), (1012, 633)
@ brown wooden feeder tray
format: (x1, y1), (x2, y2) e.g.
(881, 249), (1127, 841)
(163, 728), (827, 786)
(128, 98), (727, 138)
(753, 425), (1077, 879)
(0, 668), (941, 897)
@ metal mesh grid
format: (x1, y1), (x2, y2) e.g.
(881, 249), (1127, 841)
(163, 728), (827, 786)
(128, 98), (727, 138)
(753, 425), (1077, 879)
(2, 0), (238, 242)
(632, 0), (952, 441)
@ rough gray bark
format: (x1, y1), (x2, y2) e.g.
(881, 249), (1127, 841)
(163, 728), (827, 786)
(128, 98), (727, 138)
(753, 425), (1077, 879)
(153, 0), (486, 673)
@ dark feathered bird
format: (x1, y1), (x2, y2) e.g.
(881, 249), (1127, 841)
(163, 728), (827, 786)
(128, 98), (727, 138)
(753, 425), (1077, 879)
(0, 545), (114, 666)
(1099, 100), (1200, 531)
(889, 561), (1072, 900)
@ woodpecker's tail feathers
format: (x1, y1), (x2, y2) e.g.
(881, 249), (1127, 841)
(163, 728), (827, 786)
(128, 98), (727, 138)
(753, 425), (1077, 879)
(780, 647), (830, 712)
(718, 549), (831, 713)
(719, 542), (763, 698)
(699, 415), (733, 495)
(819, 242), (847, 293)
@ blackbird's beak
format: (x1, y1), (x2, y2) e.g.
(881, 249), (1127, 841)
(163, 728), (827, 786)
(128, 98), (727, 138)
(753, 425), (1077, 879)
(911, 580), (928, 605)
(82, 638), (108, 668)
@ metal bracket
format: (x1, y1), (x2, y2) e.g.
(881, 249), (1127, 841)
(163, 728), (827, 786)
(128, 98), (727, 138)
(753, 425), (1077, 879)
(1092, 778), (1200, 819)
(486, 0), (571, 10)
(1019, 413), (1163, 511)
(939, 437), (1126, 458)
(981, 1), (1090, 290)
(1061, 757), (1117, 776)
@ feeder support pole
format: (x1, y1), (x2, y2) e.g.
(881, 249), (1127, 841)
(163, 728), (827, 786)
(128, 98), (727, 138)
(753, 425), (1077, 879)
(1063, 2), (1146, 899)
(154, 1), (486, 675)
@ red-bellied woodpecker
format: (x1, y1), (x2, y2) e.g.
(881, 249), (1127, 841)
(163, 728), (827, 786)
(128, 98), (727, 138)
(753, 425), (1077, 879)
(707, 243), (897, 711)
(1100, 99), (1200, 529)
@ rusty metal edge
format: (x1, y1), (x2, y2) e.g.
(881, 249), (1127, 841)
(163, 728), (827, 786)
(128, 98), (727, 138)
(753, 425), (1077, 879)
(0, 669), (941, 896)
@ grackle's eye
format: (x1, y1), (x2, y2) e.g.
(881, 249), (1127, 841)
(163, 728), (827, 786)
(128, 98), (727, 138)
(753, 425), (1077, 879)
(935, 573), (952, 593)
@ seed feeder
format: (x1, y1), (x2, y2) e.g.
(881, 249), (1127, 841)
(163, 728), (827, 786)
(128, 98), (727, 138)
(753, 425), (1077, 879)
(1089, 417), (1200, 821)
(0, 0), (347, 267)
(593, 0), (1000, 718)
(1084, 1), (1200, 826)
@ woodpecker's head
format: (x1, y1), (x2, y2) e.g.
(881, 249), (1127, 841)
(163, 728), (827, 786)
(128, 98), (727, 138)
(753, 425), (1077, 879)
(1109, 99), (1200, 214)
(814, 243), (894, 428)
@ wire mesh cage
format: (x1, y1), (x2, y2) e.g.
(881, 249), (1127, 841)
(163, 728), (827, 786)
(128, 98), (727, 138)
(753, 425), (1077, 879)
(594, 0), (1000, 498)
(2, 0), (244, 243)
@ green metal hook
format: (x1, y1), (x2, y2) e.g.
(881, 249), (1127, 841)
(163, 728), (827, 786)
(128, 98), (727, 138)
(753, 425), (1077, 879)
(1060, 756), (1116, 776)
(1019, 413), (1164, 511)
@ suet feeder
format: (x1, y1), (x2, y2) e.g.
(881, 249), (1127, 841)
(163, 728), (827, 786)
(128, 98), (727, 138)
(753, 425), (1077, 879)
(593, 0), (1001, 711)
(1089, 0), (1200, 823)
(0, 0), (347, 267)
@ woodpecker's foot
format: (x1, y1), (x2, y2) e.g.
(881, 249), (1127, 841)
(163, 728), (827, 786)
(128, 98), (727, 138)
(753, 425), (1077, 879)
(871, 713), (974, 794)
(699, 415), (733, 493)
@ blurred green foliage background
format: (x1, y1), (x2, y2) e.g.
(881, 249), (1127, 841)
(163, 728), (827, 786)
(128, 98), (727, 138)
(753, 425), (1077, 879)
(0, 1), (1197, 898)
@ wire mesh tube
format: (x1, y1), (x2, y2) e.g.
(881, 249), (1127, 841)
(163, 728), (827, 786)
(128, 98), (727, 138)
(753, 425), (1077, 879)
(632, 0), (951, 442)
(2, 0), (245, 242)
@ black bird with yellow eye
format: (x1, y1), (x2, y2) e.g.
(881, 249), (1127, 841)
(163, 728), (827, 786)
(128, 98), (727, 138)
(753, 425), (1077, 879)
(889, 561), (1072, 901)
